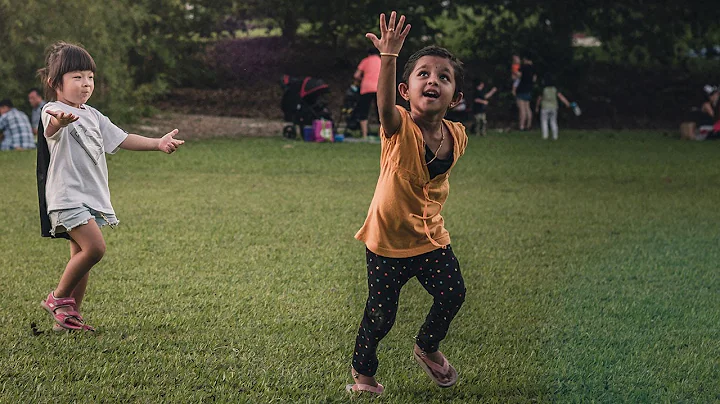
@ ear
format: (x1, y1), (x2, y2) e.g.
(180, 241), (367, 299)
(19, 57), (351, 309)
(398, 82), (410, 101)
(449, 92), (464, 109)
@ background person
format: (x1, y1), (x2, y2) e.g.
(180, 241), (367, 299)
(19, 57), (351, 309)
(472, 79), (497, 136)
(28, 87), (47, 136)
(510, 54), (521, 96)
(535, 76), (572, 140)
(0, 99), (36, 150)
(353, 48), (382, 140)
(515, 55), (536, 130)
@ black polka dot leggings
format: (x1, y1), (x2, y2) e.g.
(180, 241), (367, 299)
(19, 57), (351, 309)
(352, 245), (466, 377)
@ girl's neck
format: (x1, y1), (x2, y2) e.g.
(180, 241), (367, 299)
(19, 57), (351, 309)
(56, 97), (82, 109)
(410, 111), (444, 139)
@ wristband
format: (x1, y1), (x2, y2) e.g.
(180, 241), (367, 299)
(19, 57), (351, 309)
(380, 53), (399, 57)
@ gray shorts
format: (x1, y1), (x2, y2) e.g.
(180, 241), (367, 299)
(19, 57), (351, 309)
(49, 205), (119, 236)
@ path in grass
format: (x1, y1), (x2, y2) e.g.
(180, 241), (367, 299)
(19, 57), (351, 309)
(1, 131), (718, 402)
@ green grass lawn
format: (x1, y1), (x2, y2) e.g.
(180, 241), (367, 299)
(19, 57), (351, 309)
(1, 131), (718, 403)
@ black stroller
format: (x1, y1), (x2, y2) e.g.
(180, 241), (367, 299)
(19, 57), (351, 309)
(280, 75), (332, 139)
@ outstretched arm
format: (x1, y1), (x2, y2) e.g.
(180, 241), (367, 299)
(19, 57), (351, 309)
(120, 129), (184, 154)
(485, 87), (498, 100)
(557, 92), (571, 108)
(365, 11), (411, 137)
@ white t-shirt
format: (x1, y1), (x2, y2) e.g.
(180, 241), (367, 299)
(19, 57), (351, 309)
(42, 102), (128, 214)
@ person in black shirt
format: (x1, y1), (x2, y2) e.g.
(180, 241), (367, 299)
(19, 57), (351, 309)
(471, 79), (497, 136)
(514, 56), (536, 130)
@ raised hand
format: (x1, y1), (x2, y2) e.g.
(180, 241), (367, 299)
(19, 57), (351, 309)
(46, 110), (79, 127)
(158, 129), (184, 154)
(365, 11), (411, 55)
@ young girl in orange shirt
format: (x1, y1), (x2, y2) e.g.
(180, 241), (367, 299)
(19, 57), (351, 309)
(347, 11), (468, 395)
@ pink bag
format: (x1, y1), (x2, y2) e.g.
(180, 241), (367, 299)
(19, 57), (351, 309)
(312, 119), (334, 142)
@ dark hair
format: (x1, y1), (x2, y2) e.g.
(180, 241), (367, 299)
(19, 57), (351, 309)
(402, 45), (464, 96)
(28, 87), (43, 97)
(368, 48), (380, 56)
(37, 42), (96, 101)
(543, 74), (555, 87)
(0, 99), (13, 108)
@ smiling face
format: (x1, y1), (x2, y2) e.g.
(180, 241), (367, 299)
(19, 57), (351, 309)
(400, 55), (462, 116)
(55, 70), (94, 108)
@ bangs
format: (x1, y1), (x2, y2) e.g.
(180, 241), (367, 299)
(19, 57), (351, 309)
(58, 46), (96, 75)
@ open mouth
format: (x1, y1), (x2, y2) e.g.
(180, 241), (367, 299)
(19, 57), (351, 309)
(422, 90), (440, 99)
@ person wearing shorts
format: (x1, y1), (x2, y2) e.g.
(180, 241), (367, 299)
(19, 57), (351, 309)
(354, 48), (382, 140)
(515, 56), (536, 130)
(49, 205), (118, 236)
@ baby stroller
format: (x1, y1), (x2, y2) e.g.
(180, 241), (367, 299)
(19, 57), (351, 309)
(280, 75), (332, 139)
(339, 83), (362, 135)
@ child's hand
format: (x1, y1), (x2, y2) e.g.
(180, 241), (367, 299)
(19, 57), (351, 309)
(46, 110), (79, 127)
(365, 11), (411, 55)
(158, 129), (184, 154)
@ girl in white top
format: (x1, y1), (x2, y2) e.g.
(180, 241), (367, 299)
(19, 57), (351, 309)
(37, 42), (184, 331)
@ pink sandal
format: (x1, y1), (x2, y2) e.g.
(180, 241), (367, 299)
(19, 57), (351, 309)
(345, 368), (385, 395)
(41, 292), (95, 332)
(345, 383), (385, 395)
(413, 349), (458, 388)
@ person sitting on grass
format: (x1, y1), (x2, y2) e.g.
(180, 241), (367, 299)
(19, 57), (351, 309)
(36, 41), (184, 332)
(699, 85), (718, 128)
(0, 99), (36, 151)
(346, 11), (468, 396)
(709, 95), (720, 140)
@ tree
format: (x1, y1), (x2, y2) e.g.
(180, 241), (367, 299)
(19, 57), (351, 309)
(0, 0), (140, 119)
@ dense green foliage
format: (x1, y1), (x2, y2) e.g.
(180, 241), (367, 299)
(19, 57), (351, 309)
(1, 0), (719, 122)
(1, 132), (719, 402)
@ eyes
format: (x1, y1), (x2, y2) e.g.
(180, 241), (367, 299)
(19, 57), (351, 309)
(71, 74), (94, 80)
(417, 70), (451, 81)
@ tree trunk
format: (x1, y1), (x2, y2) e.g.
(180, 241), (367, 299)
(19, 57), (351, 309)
(281, 10), (298, 43)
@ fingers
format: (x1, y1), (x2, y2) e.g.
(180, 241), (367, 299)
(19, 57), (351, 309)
(46, 110), (79, 125)
(395, 14), (404, 32)
(378, 11), (410, 41)
(387, 11), (396, 31)
(400, 23), (412, 38)
(365, 33), (380, 47)
(162, 128), (183, 154)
